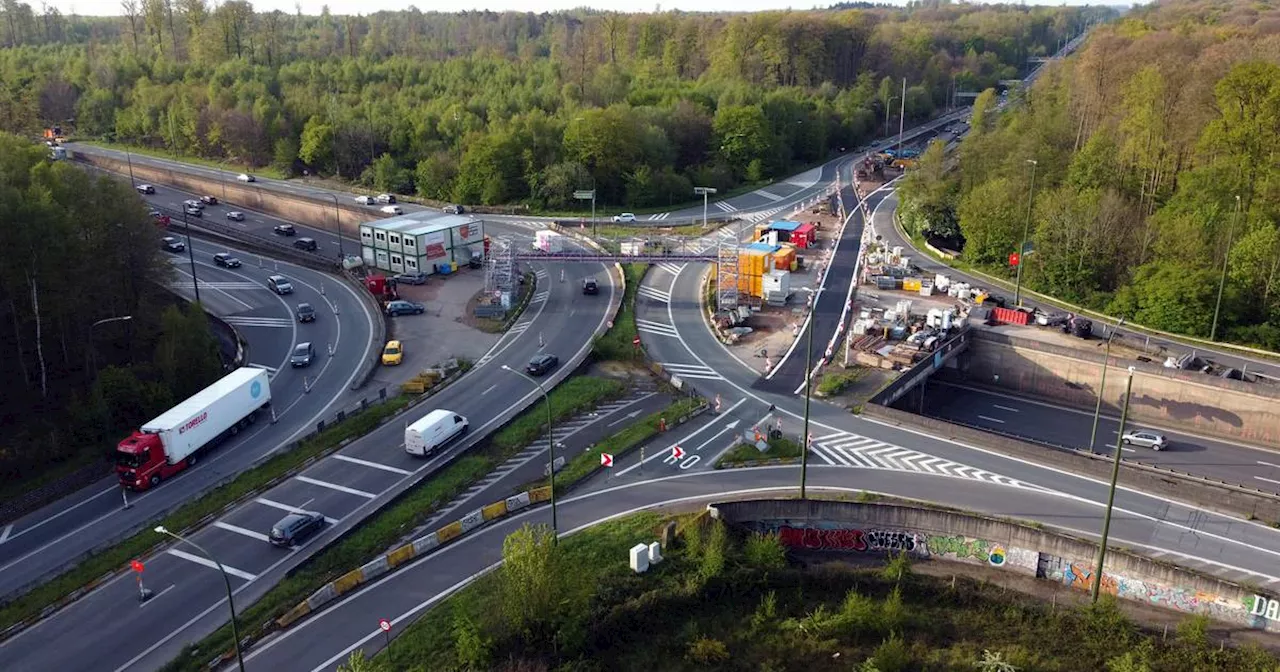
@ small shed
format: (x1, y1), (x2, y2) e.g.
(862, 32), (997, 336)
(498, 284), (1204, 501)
(792, 223), (817, 249)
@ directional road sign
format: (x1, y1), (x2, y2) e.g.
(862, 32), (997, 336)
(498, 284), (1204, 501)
(600, 453), (614, 468)
(671, 446), (685, 460)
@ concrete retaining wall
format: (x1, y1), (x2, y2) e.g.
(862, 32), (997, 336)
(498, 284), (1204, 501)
(956, 330), (1280, 448)
(711, 499), (1280, 632)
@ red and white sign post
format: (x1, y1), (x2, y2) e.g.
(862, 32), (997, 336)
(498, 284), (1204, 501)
(131, 559), (152, 602)
(379, 618), (394, 663)
(671, 446), (685, 460)
(600, 453), (614, 468)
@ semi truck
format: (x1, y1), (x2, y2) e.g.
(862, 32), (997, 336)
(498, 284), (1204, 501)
(115, 367), (272, 490)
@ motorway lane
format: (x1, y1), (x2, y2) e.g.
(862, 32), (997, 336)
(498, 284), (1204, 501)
(240, 464), (1280, 672)
(0, 236), (373, 599)
(0, 245), (611, 671)
(921, 380), (1280, 493)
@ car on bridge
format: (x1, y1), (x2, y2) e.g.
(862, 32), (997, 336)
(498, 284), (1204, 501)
(267, 275), (294, 295)
(200, 195), (218, 205)
(273, 223), (296, 236)
(293, 237), (318, 251)
(135, 184), (155, 194)
(183, 203), (203, 217)
(290, 342), (315, 368)
(443, 204), (465, 214)
(237, 173), (255, 182)
(385, 300), (425, 317)
(212, 252), (241, 268)
(269, 511), (325, 548)
(354, 195), (375, 205)
(526, 353), (559, 376)
(582, 278), (598, 295)
(611, 212), (636, 223)
(380, 205), (403, 215)
(376, 193), (397, 204)
(1121, 429), (1167, 451)
(226, 211), (245, 222)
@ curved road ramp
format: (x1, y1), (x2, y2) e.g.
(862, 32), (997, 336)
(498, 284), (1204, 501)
(709, 499), (1280, 632)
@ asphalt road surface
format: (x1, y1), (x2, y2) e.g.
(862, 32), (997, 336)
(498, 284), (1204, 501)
(920, 380), (1280, 493)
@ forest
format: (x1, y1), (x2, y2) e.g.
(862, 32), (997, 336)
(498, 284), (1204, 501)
(898, 0), (1280, 349)
(0, 2), (1110, 209)
(0, 133), (225, 488)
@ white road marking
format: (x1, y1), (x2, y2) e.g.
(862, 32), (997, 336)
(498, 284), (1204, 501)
(166, 549), (257, 581)
(636, 319), (679, 337)
(977, 415), (1005, 424)
(138, 584), (176, 607)
(606, 410), (643, 427)
(1257, 477), (1280, 486)
(254, 497), (338, 524)
(213, 521), (270, 543)
(331, 454), (412, 475)
(614, 399), (747, 477)
(1259, 461), (1280, 470)
(481, 384), (498, 396)
(0, 524), (11, 544)
(295, 476), (377, 499)
(993, 404), (1020, 413)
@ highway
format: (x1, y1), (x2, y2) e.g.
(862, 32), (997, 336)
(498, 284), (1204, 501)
(0, 225), (613, 671)
(920, 379), (1280, 493)
(0, 229), (376, 598)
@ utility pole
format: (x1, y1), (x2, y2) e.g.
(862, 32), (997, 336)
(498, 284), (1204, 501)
(1014, 159), (1038, 307)
(1088, 318), (1125, 453)
(1210, 195), (1240, 341)
(1092, 366), (1136, 604)
(183, 211), (201, 305)
(897, 78), (906, 158)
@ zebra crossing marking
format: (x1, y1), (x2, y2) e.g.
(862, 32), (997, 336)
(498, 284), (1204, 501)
(532, 291), (549, 303)
(755, 189), (784, 202)
(714, 201), (737, 213)
(656, 362), (724, 381)
(637, 285), (671, 303)
(636, 319), (679, 338)
(222, 316), (293, 329)
(656, 262), (684, 276)
(810, 431), (1041, 490)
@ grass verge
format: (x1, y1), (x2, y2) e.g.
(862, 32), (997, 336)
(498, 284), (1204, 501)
(816, 368), (867, 397)
(592, 263), (647, 362)
(159, 375), (628, 671)
(715, 436), (803, 468)
(349, 513), (1280, 672)
(79, 141), (290, 181)
(0, 393), (413, 636)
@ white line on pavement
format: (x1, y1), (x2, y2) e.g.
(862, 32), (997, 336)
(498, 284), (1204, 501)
(1260, 461), (1280, 470)
(331, 454), (412, 475)
(993, 404), (1020, 413)
(138, 584), (176, 608)
(0, 524), (11, 544)
(254, 497), (339, 524)
(614, 398), (747, 477)
(977, 415), (1005, 424)
(166, 549), (257, 581)
(481, 384), (497, 396)
(295, 475), (377, 499)
(213, 521), (270, 543)
(1258, 476), (1280, 486)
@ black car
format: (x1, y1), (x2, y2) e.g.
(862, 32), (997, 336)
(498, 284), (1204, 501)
(161, 236), (185, 253)
(385, 300), (425, 316)
(293, 237), (318, 251)
(296, 302), (316, 323)
(213, 252), (241, 268)
(268, 511), (325, 548)
(526, 353), (559, 376)
(582, 278), (598, 295)
(290, 342), (315, 367)
(274, 223), (296, 236)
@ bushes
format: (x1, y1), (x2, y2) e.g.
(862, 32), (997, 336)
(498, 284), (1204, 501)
(592, 263), (646, 361)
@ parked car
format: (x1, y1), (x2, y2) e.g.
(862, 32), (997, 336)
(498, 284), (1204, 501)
(200, 195), (218, 205)
(225, 211), (245, 222)
(611, 213), (636, 223)
(443, 204), (465, 214)
(376, 193), (397, 204)
(267, 275), (294, 295)
(236, 173), (255, 182)
(354, 195), (375, 205)
(136, 184), (156, 194)
(395, 271), (428, 285)
(582, 278), (598, 295)
(161, 236), (185, 253)
(293, 237), (318, 251)
(382, 340), (404, 366)
(213, 252), (241, 268)
(526, 353), (559, 376)
(290, 342), (315, 368)
(183, 204), (203, 217)
(385, 300), (425, 316)
(296, 302), (316, 323)
(380, 205), (403, 215)
(1121, 429), (1167, 451)
(268, 511), (325, 548)
(274, 223), (296, 236)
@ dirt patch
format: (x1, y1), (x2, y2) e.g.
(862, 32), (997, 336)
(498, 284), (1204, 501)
(457, 273), (533, 333)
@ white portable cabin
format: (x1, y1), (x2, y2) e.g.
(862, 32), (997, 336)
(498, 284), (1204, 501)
(359, 213), (485, 276)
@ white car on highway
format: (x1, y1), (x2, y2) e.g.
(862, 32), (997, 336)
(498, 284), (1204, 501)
(237, 173), (255, 182)
(1121, 429), (1168, 451)
(380, 205), (403, 215)
(225, 211), (245, 221)
(354, 195), (375, 205)
(611, 212), (636, 223)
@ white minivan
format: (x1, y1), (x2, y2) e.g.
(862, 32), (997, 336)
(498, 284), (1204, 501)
(405, 409), (469, 457)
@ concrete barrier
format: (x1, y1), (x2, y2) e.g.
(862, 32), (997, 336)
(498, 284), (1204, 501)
(505, 492), (531, 512)
(411, 533), (440, 556)
(359, 556), (390, 582)
(482, 501), (508, 521)
(458, 509), (485, 534)
(712, 498), (1280, 633)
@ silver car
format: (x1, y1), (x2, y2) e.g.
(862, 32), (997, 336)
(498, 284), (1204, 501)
(1121, 429), (1167, 451)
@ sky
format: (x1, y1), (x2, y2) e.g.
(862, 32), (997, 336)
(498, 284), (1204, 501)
(50, 0), (1122, 18)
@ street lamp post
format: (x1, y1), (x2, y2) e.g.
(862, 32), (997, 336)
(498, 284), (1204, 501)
(125, 147), (136, 188)
(154, 526), (246, 671)
(884, 95), (899, 139)
(501, 365), (557, 538)
(1092, 366), (1136, 604)
(797, 286), (822, 499)
(89, 315), (133, 377)
(897, 78), (906, 158)
(182, 211), (201, 305)
(1014, 159), (1038, 307)
(321, 192), (344, 258)
(573, 189), (596, 240)
(1210, 195), (1241, 342)
(694, 186), (717, 229)
(1088, 317), (1125, 453)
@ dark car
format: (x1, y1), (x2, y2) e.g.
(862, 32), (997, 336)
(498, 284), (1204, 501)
(268, 511), (325, 548)
(526, 353), (559, 376)
(213, 252), (241, 268)
(385, 300), (425, 317)
(293, 237), (318, 251)
(274, 223), (296, 236)
(161, 236), (185, 253)
(582, 278), (598, 295)
(395, 271), (428, 285)
(296, 302), (316, 323)
(200, 195), (218, 205)
(443, 204), (465, 214)
(290, 342), (315, 367)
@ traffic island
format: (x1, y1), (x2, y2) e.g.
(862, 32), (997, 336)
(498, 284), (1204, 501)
(714, 436), (803, 469)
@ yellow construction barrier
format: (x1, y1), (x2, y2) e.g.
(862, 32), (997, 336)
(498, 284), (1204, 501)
(386, 544), (416, 569)
(481, 501), (508, 521)
(436, 520), (464, 543)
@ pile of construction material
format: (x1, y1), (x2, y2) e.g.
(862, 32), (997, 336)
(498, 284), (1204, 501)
(846, 299), (970, 370)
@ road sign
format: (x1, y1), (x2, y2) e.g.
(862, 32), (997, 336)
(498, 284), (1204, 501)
(573, 190), (595, 200)
(600, 453), (614, 468)
(694, 186), (718, 195)
(379, 618), (391, 632)
(632, 336), (641, 346)
(807, 432), (814, 448)
(130, 560), (144, 573)
(671, 446), (685, 460)
(1008, 252), (1020, 267)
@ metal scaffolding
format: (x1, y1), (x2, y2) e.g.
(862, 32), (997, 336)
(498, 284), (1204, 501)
(485, 237), (516, 299)
(716, 234), (740, 312)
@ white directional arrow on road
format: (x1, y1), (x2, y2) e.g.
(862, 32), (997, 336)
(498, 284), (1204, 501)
(614, 399), (746, 477)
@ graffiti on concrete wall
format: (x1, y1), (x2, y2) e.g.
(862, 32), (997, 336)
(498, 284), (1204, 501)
(773, 525), (924, 553)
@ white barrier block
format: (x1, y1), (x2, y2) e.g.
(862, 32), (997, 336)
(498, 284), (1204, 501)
(648, 541), (663, 564)
(505, 492), (532, 512)
(629, 543), (651, 573)
(412, 532), (441, 556)
(459, 508), (485, 534)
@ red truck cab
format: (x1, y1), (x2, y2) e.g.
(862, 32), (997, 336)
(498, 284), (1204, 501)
(116, 431), (187, 490)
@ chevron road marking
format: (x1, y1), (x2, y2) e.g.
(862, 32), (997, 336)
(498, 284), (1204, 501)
(636, 319), (679, 337)
(810, 431), (1042, 490)
(714, 201), (737, 213)
(331, 454), (412, 476)
(647, 213), (671, 221)
(656, 262), (684, 276)
(532, 291), (549, 303)
(655, 362), (724, 381)
(254, 498), (339, 525)
(222, 316), (293, 328)
(636, 285), (671, 303)
(213, 521), (271, 543)
(756, 189), (783, 202)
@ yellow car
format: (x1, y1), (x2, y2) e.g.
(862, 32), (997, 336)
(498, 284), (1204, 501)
(381, 340), (404, 366)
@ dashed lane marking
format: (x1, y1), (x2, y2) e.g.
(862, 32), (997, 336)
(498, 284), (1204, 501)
(331, 454), (412, 475)
(213, 521), (271, 543)
(166, 549), (257, 581)
(295, 476), (376, 499)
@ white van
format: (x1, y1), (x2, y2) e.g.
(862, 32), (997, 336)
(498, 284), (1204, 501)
(405, 409), (469, 457)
